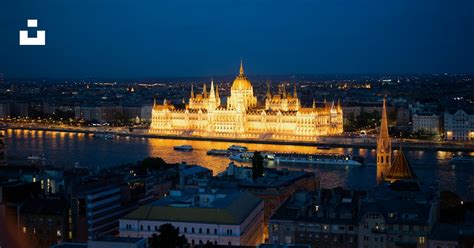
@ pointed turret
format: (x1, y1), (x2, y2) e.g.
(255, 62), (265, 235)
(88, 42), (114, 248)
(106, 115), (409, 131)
(312, 99), (316, 109)
(239, 58), (244, 76)
(209, 79), (216, 99)
(163, 98), (168, 105)
(385, 143), (416, 183)
(203, 83), (208, 98)
(376, 97), (391, 184)
(380, 98), (389, 140)
(153, 97), (157, 108)
(330, 100), (337, 114)
(293, 83), (297, 98)
(215, 83), (220, 106)
(266, 82), (272, 99)
(191, 84), (195, 98)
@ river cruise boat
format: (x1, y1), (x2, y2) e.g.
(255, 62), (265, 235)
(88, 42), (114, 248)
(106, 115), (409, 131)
(92, 133), (114, 139)
(230, 152), (363, 168)
(449, 155), (474, 165)
(173, 145), (193, 151)
(227, 145), (249, 152)
(207, 149), (230, 156)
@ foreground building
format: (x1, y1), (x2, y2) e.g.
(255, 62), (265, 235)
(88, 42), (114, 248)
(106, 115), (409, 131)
(119, 188), (264, 246)
(150, 61), (343, 141)
(361, 100), (439, 248)
(269, 188), (365, 248)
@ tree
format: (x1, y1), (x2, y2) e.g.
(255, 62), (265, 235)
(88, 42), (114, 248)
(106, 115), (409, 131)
(252, 151), (264, 180)
(141, 157), (168, 170)
(148, 223), (187, 248)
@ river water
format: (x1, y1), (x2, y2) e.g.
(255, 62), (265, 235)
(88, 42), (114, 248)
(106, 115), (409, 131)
(5, 129), (474, 200)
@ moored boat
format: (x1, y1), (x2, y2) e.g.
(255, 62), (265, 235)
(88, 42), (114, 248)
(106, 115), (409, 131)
(227, 145), (248, 152)
(93, 133), (114, 139)
(173, 145), (193, 151)
(207, 149), (230, 156)
(449, 155), (474, 165)
(317, 145), (332, 150)
(230, 151), (362, 167)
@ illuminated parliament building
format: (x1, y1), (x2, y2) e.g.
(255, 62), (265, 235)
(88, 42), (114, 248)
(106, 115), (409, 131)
(150, 61), (343, 141)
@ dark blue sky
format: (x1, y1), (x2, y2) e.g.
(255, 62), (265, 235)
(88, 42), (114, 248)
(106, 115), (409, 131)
(0, 0), (473, 78)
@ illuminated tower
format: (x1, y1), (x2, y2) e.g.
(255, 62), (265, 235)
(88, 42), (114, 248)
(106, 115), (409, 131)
(376, 98), (391, 184)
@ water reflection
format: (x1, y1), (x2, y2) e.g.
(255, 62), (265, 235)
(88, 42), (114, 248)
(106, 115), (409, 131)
(4, 129), (474, 199)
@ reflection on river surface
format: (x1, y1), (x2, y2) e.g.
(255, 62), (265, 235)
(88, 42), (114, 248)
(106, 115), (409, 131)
(5, 129), (474, 200)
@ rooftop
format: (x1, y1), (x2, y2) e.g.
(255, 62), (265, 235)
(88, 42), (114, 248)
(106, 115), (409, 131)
(90, 236), (146, 243)
(122, 190), (262, 225)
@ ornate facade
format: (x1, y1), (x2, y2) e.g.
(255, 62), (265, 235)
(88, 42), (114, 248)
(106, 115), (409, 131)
(150, 62), (343, 141)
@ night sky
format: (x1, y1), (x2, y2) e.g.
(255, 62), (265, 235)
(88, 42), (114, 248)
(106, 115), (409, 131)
(0, 0), (473, 78)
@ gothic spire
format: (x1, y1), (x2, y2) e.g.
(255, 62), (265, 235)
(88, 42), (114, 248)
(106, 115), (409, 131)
(203, 83), (207, 98)
(215, 83), (220, 101)
(380, 97), (389, 140)
(191, 84), (194, 98)
(210, 78), (215, 99)
(239, 58), (244, 75)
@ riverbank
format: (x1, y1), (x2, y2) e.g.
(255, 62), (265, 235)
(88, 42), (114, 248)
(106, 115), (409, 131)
(5, 124), (474, 152)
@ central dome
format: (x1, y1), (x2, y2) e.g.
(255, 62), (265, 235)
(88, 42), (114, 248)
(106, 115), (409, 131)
(231, 61), (253, 91)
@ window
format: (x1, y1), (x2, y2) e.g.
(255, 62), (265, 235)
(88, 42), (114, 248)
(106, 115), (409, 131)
(192, 228), (195, 233)
(147, 225), (150, 231)
(155, 226), (158, 231)
(140, 225), (143, 231)
(272, 224), (279, 231)
(418, 237), (425, 244)
(184, 227), (187, 233)
(199, 228), (202, 234)
(214, 229), (217, 235)
(207, 228), (210, 234)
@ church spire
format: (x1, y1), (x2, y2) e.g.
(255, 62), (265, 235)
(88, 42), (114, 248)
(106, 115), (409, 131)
(376, 97), (392, 184)
(239, 58), (244, 75)
(380, 98), (389, 140)
(191, 84), (194, 98)
(153, 97), (157, 108)
(312, 99), (316, 109)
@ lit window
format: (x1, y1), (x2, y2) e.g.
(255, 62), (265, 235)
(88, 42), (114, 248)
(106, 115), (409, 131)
(419, 237), (425, 244)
